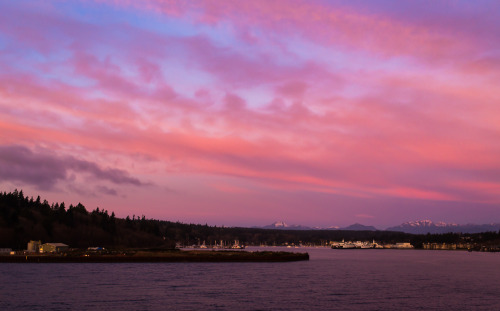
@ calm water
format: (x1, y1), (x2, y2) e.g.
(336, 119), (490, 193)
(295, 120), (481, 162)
(1, 247), (499, 310)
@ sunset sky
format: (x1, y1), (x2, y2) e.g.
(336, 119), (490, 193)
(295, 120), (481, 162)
(1, 0), (499, 228)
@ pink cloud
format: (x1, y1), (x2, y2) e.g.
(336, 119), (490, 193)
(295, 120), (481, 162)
(1, 0), (500, 226)
(101, 0), (498, 65)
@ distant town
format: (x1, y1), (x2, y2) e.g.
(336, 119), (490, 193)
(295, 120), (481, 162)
(3, 237), (500, 258)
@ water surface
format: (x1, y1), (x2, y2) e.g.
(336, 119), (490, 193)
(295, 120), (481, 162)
(1, 248), (499, 310)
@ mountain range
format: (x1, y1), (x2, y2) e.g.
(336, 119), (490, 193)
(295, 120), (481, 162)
(259, 220), (500, 234)
(386, 220), (500, 234)
(259, 221), (377, 231)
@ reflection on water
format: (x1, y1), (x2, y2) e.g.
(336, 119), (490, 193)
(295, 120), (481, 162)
(1, 248), (499, 310)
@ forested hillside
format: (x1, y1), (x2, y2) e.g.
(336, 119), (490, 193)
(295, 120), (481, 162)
(2, 190), (500, 250)
(0, 189), (174, 249)
(0, 190), (416, 249)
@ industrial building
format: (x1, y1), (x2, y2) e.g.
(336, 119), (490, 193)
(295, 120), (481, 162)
(39, 243), (69, 253)
(27, 240), (42, 253)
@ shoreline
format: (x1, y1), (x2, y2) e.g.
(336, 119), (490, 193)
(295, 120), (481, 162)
(0, 250), (309, 263)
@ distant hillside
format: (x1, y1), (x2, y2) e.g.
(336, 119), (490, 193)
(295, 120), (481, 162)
(4, 190), (500, 250)
(0, 190), (418, 249)
(340, 223), (377, 231)
(387, 220), (500, 234)
(260, 220), (500, 234)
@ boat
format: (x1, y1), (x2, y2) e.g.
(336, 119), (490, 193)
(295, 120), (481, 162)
(331, 239), (383, 249)
(342, 242), (356, 249)
(231, 240), (246, 249)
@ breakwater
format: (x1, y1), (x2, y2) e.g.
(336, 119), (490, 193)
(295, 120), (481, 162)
(0, 250), (309, 263)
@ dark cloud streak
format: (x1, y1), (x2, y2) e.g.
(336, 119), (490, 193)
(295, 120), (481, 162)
(0, 145), (145, 190)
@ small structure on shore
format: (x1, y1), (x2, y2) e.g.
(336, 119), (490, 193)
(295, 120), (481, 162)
(39, 243), (69, 253)
(27, 240), (42, 253)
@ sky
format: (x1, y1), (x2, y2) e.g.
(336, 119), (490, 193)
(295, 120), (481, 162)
(1, 0), (500, 228)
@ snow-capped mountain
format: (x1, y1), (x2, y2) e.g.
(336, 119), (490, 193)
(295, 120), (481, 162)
(386, 220), (500, 234)
(259, 222), (376, 231)
(258, 220), (500, 234)
(261, 221), (313, 230)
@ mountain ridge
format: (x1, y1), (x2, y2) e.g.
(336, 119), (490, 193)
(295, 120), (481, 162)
(258, 221), (377, 231)
(258, 220), (500, 234)
(386, 220), (500, 234)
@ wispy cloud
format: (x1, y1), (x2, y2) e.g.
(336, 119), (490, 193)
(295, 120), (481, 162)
(1, 0), (499, 226)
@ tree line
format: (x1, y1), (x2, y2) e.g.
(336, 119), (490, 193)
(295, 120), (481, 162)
(1, 190), (500, 250)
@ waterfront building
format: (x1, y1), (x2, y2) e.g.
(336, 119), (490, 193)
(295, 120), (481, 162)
(27, 240), (42, 253)
(423, 243), (459, 250)
(395, 243), (413, 249)
(39, 243), (69, 253)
